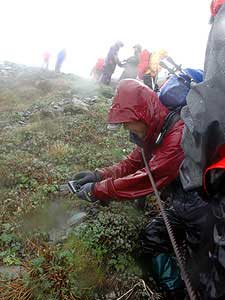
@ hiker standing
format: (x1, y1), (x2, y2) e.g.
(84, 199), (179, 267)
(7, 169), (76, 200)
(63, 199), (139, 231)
(55, 49), (66, 73)
(119, 44), (142, 80)
(90, 58), (104, 81)
(100, 41), (124, 85)
(143, 49), (168, 91)
(42, 51), (51, 70)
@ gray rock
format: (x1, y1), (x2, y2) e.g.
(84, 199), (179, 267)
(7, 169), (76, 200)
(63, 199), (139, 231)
(63, 99), (89, 115)
(48, 210), (87, 244)
(0, 265), (26, 279)
(18, 120), (26, 125)
(67, 212), (87, 226)
(72, 98), (89, 108)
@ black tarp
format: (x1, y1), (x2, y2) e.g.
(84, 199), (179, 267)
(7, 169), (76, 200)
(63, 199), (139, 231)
(180, 3), (225, 191)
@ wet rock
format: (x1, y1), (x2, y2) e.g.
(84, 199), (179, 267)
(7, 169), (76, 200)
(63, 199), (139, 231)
(63, 98), (89, 115)
(18, 120), (26, 125)
(23, 111), (31, 118)
(48, 209), (87, 244)
(67, 212), (87, 226)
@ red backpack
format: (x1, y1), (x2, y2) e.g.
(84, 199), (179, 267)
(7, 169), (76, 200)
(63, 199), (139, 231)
(95, 58), (104, 71)
(137, 49), (151, 79)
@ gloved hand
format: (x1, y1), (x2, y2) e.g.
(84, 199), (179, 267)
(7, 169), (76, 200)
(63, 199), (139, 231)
(76, 183), (97, 202)
(72, 170), (102, 186)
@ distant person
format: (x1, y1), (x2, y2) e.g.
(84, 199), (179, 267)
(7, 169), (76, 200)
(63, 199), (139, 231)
(90, 58), (104, 81)
(137, 49), (151, 80)
(55, 49), (66, 73)
(143, 49), (168, 91)
(100, 41), (124, 85)
(42, 51), (51, 70)
(119, 44), (142, 81)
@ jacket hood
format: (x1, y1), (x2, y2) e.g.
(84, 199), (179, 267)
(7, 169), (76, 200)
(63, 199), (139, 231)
(108, 79), (168, 146)
(211, 0), (225, 16)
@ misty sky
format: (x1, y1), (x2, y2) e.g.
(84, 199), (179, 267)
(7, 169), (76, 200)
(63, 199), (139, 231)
(0, 0), (212, 77)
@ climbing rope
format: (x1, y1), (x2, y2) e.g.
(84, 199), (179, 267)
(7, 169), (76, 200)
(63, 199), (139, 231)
(141, 148), (199, 300)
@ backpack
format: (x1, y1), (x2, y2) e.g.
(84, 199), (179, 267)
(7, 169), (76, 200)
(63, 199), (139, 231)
(137, 49), (151, 79)
(159, 68), (204, 110)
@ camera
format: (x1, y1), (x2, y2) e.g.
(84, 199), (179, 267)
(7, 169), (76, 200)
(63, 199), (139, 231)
(68, 181), (81, 194)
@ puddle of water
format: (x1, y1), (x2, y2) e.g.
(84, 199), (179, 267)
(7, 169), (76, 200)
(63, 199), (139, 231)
(21, 200), (87, 243)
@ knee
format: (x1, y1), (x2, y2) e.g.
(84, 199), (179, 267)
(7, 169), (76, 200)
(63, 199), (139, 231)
(139, 220), (172, 256)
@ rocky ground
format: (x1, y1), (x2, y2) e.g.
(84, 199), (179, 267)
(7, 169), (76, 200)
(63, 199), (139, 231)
(0, 62), (161, 300)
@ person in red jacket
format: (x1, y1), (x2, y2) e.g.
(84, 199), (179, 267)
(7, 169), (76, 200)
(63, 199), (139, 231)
(42, 51), (51, 70)
(75, 79), (184, 201)
(72, 79), (187, 298)
(90, 58), (104, 81)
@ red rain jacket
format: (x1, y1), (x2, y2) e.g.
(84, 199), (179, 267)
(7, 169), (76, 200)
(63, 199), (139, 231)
(211, 0), (225, 16)
(93, 79), (184, 201)
(137, 49), (151, 79)
(95, 58), (104, 71)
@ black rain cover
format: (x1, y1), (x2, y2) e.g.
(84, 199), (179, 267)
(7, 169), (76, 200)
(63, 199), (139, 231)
(180, 3), (225, 191)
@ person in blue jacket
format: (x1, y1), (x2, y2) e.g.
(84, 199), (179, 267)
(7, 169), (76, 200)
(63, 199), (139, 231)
(100, 41), (124, 85)
(55, 49), (66, 72)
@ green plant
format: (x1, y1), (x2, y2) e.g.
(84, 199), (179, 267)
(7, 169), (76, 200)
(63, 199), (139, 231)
(72, 203), (144, 275)
(0, 223), (22, 265)
(21, 239), (105, 299)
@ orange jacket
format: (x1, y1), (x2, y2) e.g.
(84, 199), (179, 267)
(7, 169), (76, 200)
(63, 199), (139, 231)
(145, 49), (168, 77)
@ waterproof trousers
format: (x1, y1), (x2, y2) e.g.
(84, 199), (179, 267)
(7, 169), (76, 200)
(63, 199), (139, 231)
(140, 181), (216, 298)
(100, 64), (116, 85)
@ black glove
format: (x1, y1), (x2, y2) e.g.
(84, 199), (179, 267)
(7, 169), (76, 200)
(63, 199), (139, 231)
(76, 183), (97, 202)
(72, 170), (102, 186)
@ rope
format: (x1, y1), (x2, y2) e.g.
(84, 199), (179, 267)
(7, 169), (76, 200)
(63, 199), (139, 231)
(141, 148), (199, 300)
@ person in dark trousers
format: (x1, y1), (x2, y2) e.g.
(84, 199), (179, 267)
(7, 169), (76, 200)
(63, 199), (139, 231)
(119, 44), (142, 80)
(100, 41), (124, 85)
(55, 49), (66, 72)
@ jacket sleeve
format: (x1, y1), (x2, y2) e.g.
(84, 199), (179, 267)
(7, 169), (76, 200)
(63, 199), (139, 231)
(93, 121), (184, 201)
(98, 147), (144, 180)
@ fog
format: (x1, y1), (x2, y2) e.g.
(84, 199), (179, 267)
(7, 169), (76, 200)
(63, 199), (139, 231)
(0, 0), (212, 77)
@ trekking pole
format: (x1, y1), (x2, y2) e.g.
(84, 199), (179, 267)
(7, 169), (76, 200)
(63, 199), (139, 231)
(159, 56), (196, 85)
(141, 148), (199, 300)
